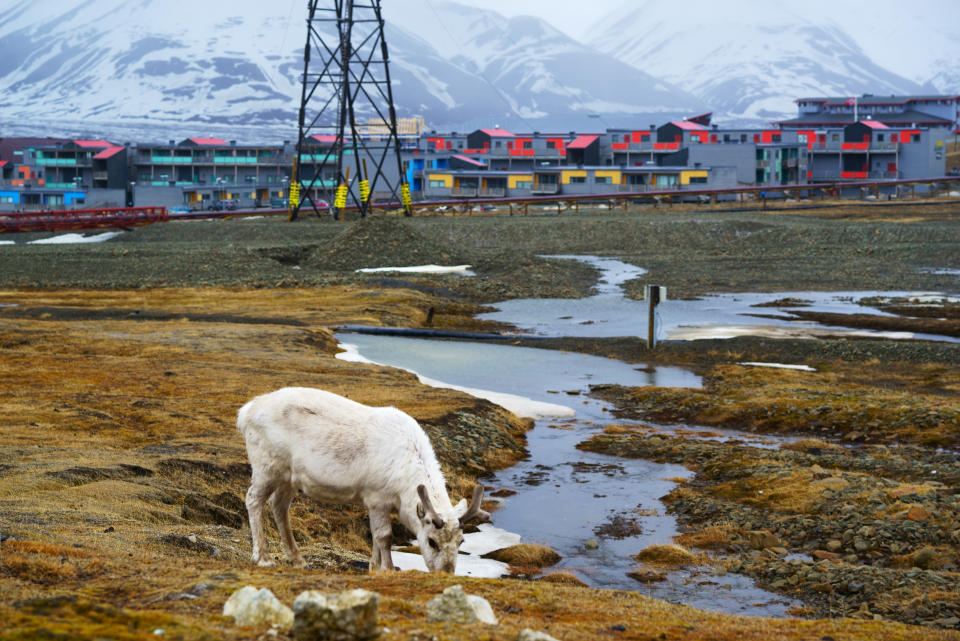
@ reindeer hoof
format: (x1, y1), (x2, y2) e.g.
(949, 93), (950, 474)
(255, 558), (276, 567)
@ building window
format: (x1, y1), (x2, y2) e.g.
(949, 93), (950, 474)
(516, 181), (532, 189)
(877, 134), (884, 141)
(569, 176), (586, 184)
(740, 134), (747, 142)
(594, 176), (611, 184)
(546, 140), (556, 149)
(495, 141), (502, 148)
(523, 140), (532, 149)
(429, 179), (447, 188)
(689, 176), (708, 184)
(655, 174), (678, 187)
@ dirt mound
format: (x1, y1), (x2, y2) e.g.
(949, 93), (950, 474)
(307, 216), (466, 271)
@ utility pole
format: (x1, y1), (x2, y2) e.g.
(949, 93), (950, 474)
(289, 0), (412, 222)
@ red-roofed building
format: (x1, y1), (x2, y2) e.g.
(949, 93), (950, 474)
(466, 128), (514, 152)
(26, 139), (129, 190)
(181, 137), (229, 147)
(130, 138), (290, 209)
(566, 135), (600, 165)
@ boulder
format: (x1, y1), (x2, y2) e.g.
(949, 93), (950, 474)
(293, 589), (380, 641)
(223, 586), (294, 628)
(426, 585), (497, 625)
(748, 530), (781, 550)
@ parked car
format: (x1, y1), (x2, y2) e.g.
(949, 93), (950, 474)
(207, 199), (239, 211)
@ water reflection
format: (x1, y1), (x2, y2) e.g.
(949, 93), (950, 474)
(480, 256), (958, 343)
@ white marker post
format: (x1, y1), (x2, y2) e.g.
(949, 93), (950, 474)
(645, 285), (666, 349)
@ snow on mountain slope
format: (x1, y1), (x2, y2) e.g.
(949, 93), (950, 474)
(0, 0), (702, 138)
(386, 2), (701, 117)
(821, 0), (960, 92)
(587, 0), (927, 122)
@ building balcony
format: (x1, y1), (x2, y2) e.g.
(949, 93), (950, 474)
(479, 187), (506, 197)
(531, 183), (560, 195)
(451, 187), (478, 197)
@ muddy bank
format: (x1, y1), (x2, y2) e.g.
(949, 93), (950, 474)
(2, 210), (958, 300)
(588, 350), (960, 447)
(578, 426), (960, 629)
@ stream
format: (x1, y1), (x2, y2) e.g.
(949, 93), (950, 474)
(337, 331), (800, 616)
(335, 256), (956, 617)
(479, 255), (959, 343)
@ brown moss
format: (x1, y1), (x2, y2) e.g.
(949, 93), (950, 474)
(482, 544), (561, 568)
(538, 572), (588, 587)
(675, 526), (736, 551)
(634, 544), (700, 568)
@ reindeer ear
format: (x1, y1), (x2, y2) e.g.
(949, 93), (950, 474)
(417, 502), (426, 520)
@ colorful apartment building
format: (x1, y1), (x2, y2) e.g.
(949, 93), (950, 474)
(782, 94), (960, 131)
(0, 93), (954, 211)
(0, 138), (127, 209)
(130, 138), (291, 208)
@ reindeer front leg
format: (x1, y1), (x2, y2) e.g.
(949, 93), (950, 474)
(366, 503), (395, 572)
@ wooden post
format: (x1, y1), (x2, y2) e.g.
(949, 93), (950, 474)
(646, 285), (665, 349)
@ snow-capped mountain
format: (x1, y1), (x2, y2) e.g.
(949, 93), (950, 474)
(586, 0), (928, 122)
(0, 0), (701, 139)
(384, 3), (699, 119)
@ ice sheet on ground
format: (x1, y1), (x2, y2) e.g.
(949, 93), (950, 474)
(739, 362), (817, 372)
(391, 551), (508, 578)
(0, 240), (15, 245)
(27, 231), (124, 244)
(668, 324), (915, 341)
(458, 523), (523, 556)
(355, 264), (474, 275)
(336, 342), (575, 419)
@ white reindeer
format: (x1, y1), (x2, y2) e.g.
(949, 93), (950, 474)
(236, 387), (490, 572)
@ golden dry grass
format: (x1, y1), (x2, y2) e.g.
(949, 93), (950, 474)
(482, 543), (562, 568)
(634, 544), (702, 568)
(675, 526), (736, 551)
(600, 362), (960, 446)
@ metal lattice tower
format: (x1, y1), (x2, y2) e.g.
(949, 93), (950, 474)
(289, 0), (411, 220)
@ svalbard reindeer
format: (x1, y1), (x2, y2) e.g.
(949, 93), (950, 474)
(236, 387), (490, 572)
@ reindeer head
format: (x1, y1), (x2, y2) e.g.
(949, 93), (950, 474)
(415, 484), (490, 573)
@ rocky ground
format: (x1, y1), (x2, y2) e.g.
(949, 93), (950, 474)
(1, 203), (959, 639)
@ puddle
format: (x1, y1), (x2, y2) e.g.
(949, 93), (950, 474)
(480, 256), (959, 343)
(336, 332), (802, 617)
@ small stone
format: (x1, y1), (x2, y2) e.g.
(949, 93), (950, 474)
(906, 506), (932, 521)
(223, 586), (294, 629)
(911, 546), (937, 569)
(517, 629), (561, 641)
(812, 550), (840, 561)
(293, 589), (380, 641)
(825, 540), (842, 552)
(584, 539), (599, 550)
(748, 530), (781, 550)
(426, 585), (497, 625)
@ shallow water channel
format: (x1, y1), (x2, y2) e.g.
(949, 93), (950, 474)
(479, 255), (959, 343)
(334, 254), (960, 616)
(335, 322), (811, 616)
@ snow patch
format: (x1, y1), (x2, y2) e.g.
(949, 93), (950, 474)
(739, 362), (817, 372)
(27, 232), (125, 245)
(355, 264), (474, 275)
